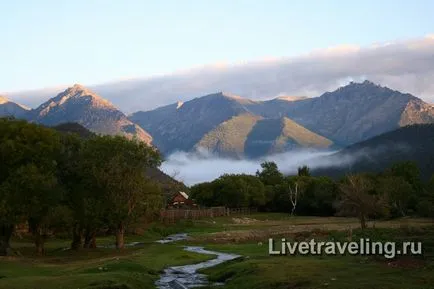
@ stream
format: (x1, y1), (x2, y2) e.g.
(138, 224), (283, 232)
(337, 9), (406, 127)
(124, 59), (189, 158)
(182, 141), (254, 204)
(155, 234), (241, 289)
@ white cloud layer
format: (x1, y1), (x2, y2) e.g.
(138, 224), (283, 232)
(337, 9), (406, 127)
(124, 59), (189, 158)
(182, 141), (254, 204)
(160, 149), (342, 186)
(6, 35), (434, 112)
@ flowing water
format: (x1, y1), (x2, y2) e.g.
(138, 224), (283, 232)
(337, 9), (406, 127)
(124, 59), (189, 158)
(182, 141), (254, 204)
(155, 234), (241, 289)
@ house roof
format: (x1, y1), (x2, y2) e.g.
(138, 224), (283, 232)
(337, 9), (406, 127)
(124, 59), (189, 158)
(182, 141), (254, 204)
(179, 191), (189, 199)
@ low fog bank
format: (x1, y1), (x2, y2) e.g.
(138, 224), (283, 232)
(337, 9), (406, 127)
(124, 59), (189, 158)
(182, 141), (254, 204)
(160, 149), (355, 186)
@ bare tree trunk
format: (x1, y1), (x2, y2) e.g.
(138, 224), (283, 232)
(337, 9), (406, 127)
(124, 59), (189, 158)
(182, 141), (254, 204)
(115, 223), (125, 249)
(289, 183), (298, 216)
(28, 220), (45, 255)
(84, 228), (96, 249)
(0, 224), (14, 256)
(71, 223), (83, 250)
(33, 227), (45, 255)
(359, 213), (367, 230)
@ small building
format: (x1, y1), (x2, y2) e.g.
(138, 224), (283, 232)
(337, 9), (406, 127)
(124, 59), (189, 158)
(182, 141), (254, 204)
(168, 191), (197, 208)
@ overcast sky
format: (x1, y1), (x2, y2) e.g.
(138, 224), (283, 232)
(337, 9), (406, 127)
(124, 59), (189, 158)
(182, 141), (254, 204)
(6, 35), (434, 112)
(2, 1), (434, 111)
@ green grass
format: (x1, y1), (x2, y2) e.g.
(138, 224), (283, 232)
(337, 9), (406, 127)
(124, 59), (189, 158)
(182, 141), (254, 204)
(199, 225), (434, 289)
(1, 215), (433, 289)
(1, 235), (212, 289)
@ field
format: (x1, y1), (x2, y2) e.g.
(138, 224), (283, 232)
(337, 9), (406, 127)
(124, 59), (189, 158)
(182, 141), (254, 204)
(1, 214), (433, 289)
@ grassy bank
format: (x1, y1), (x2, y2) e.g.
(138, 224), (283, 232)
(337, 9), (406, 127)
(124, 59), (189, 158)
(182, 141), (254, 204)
(199, 221), (434, 289)
(0, 236), (211, 289)
(1, 215), (433, 289)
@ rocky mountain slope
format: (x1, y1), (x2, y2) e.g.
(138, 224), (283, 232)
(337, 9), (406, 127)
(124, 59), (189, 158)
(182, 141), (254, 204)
(246, 81), (434, 145)
(130, 92), (259, 154)
(131, 92), (333, 157)
(30, 84), (152, 144)
(0, 96), (30, 119)
(131, 81), (434, 157)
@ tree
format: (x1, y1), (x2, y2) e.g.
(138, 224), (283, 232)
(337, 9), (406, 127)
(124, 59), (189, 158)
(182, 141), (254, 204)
(285, 176), (309, 216)
(4, 165), (62, 254)
(377, 176), (413, 217)
(298, 166), (311, 177)
(416, 174), (434, 217)
(256, 162), (283, 186)
(190, 182), (216, 207)
(56, 133), (106, 250)
(80, 135), (163, 249)
(337, 174), (388, 229)
(298, 176), (338, 216)
(0, 118), (63, 255)
(288, 181), (300, 215)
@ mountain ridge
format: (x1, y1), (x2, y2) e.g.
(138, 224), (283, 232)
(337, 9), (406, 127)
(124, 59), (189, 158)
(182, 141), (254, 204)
(2, 80), (434, 158)
(1, 85), (153, 145)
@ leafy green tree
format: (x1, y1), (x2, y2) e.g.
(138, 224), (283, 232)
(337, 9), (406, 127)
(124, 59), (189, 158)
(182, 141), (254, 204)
(80, 135), (163, 249)
(56, 133), (105, 249)
(297, 166), (311, 177)
(377, 176), (413, 217)
(416, 175), (434, 217)
(298, 176), (339, 216)
(0, 118), (63, 255)
(192, 174), (266, 208)
(4, 165), (61, 254)
(190, 182), (216, 207)
(256, 162), (283, 186)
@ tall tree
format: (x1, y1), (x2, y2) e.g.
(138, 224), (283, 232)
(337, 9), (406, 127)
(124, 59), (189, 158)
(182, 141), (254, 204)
(377, 176), (413, 217)
(80, 135), (162, 249)
(337, 174), (388, 229)
(4, 165), (61, 254)
(256, 162), (283, 186)
(0, 118), (63, 255)
(297, 166), (311, 177)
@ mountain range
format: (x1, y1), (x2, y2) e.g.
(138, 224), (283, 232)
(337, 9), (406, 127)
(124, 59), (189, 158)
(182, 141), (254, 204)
(130, 81), (434, 156)
(1, 81), (433, 158)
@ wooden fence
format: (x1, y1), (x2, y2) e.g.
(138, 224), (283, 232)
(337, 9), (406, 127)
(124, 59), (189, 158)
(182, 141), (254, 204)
(160, 207), (257, 223)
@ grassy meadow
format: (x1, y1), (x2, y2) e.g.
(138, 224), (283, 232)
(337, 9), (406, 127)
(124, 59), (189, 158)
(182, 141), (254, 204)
(1, 214), (433, 289)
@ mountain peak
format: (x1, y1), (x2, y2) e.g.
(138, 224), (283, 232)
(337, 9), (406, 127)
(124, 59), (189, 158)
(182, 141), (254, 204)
(344, 80), (381, 89)
(52, 85), (115, 109)
(220, 91), (257, 104)
(64, 84), (94, 96)
(72, 83), (85, 89)
(0, 95), (9, 104)
(32, 87), (152, 144)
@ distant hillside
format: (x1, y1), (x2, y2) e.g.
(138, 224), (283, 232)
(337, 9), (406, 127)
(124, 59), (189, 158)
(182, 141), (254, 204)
(5, 80), (434, 159)
(0, 96), (30, 119)
(247, 81), (434, 145)
(196, 113), (263, 158)
(244, 117), (333, 158)
(131, 92), (251, 154)
(313, 124), (434, 180)
(131, 92), (333, 157)
(31, 84), (153, 144)
(131, 81), (433, 157)
(53, 122), (95, 138)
